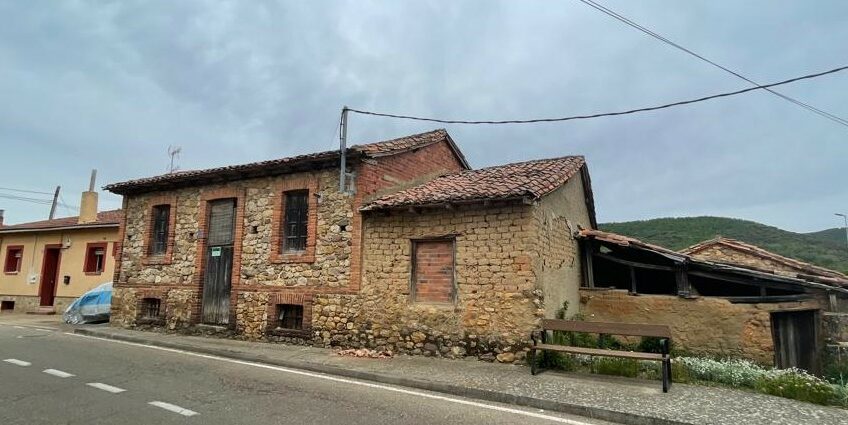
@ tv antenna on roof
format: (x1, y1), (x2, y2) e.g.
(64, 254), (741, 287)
(167, 145), (182, 173)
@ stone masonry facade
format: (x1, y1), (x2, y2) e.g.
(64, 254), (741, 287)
(109, 133), (595, 363)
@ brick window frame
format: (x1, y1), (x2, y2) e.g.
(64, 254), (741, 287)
(270, 176), (318, 264)
(142, 194), (177, 266)
(135, 289), (167, 325)
(3, 245), (24, 274)
(83, 242), (108, 275)
(266, 292), (312, 337)
(410, 238), (457, 304)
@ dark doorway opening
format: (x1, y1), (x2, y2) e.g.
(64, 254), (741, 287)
(39, 246), (62, 307)
(771, 310), (818, 373)
(201, 199), (236, 325)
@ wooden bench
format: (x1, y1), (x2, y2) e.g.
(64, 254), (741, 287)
(529, 319), (673, 392)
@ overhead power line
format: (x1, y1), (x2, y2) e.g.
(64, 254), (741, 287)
(0, 186), (53, 195)
(576, 0), (848, 128)
(348, 64), (848, 125)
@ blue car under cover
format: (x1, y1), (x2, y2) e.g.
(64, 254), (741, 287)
(63, 282), (112, 324)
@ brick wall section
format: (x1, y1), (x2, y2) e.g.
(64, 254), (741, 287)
(357, 141), (466, 201)
(412, 240), (455, 303)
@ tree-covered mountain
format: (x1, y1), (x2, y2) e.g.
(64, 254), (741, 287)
(599, 217), (848, 274)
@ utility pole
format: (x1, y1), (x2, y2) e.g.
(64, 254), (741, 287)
(338, 106), (349, 192)
(837, 213), (848, 252)
(48, 185), (60, 220)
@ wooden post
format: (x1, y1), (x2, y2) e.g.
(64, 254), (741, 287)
(629, 265), (637, 294)
(582, 240), (595, 288)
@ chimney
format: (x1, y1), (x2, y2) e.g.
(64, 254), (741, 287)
(78, 169), (99, 224)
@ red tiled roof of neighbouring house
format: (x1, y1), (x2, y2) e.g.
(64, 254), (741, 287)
(0, 209), (122, 233)
(104, 129), (468, 195)
(362, 156), (587, 211)
(681, 237), (848, 281)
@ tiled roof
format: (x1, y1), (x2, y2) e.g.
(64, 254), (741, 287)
(362, 156), (586, 211)
(681, 237), (848, 280)
(0, 209), (122, 233)
(578, 229), (848, 288)
(105, 129), (466, 195)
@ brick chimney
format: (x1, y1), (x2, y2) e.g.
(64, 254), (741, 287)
(78, 170), (98, 224)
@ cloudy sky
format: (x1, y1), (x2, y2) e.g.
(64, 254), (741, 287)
(1, 0), (846, 232)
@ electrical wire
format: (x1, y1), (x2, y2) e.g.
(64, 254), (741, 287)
(0, 186), (53, 195)
(0, 193), (54, 205)
(348, 64), (848, 125)
(576, 0), (848, 128)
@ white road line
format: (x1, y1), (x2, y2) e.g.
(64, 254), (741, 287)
(149, 401), (199, 417)
(86, 382), (126, 394)
(3, 358), (31, 366)
(67, 333), (591, 424)
(43, 369), (75, 378)
(35, 328), (54, 332)
(12, 326), (24, 329)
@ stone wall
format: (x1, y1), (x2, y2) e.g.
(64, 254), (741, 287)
(579, 288), (826, 365)
(340, 204), (544, 361)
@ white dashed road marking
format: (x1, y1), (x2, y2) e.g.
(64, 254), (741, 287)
(149, 401), (199, 417)
(43, 369), (75, 378)
(68, 333), (592, 425)
(35, 328), (54, 332)
(12, 326), (24, 329)
(86, 382), (126, 394)
(3, 358), (31, 366)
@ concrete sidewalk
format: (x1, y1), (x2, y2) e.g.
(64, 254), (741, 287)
(71, 325), (846, 425)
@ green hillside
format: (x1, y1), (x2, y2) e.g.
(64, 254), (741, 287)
(807, 227), (848, 246)
(599, 217), (848, 274)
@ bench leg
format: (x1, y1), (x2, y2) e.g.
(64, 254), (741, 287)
(661, 359), (670, 393)
(530, 348), (538, 375)
(667, 358), (673, 389)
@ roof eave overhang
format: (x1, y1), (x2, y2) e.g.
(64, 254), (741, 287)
(361, 195), (531, 212)
(105, 153), (356, 196)
(0, 223), (120, 234)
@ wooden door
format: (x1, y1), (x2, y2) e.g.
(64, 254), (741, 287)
(39, 246), (61, 306)
(201, 199), (236, 325)
(771, 310), (817, 373)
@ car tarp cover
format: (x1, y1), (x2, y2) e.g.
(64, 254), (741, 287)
(63, 282), (112, 324)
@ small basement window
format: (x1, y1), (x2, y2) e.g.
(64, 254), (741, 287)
(277, 304), (304, 330)
(0, 300), (14, 312)
(84, 243), (108, 274)
(3, 246), (23, 274)
(141, 298), (161, 319)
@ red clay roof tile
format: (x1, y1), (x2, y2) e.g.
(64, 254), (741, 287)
(0, 209), (122, 233)
(362, 156), (585, 210)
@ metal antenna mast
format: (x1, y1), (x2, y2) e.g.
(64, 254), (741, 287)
(168, 145), (182, 173)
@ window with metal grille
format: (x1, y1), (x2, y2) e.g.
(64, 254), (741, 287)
(283, 191), (308, 252)
(141, 298), (161, 319)
(150, 205), (171, 255)
(83, 243), (107, 274)
(277, 304), (303, 330)
(3, 246), (23, 273)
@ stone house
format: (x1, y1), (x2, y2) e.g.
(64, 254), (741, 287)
(0, 186), (120, 313)
(577, 230), (848, 372)
(104, 129), (597, 362)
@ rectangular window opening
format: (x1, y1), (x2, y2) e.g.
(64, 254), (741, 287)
(150, 205), (171, 256)
(0, 300), (14, 311)
(142, 298), (161, 319)
(84, 244), (107, 274)
(277, 304), (304, 330)
(282, 191), (308, 252)
(4, 246), (23, 274)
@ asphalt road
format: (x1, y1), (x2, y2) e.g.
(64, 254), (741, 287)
(0, 321), (615, 425)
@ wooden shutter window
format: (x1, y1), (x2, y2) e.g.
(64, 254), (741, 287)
(150, 205), (171, 255)
(283, 191), (308, 252)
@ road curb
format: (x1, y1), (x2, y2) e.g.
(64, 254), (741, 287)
(73, 327), (690, 425)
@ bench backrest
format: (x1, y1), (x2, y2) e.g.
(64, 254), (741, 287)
(541, 319), (672, 339)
